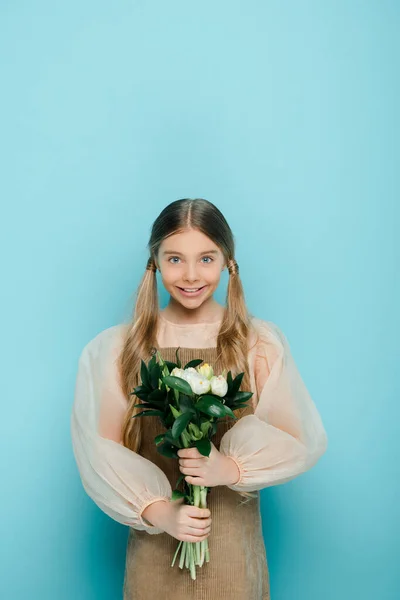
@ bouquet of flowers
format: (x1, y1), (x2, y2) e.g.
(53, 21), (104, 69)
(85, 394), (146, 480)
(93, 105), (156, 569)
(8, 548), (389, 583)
(130, 348), (253, 580)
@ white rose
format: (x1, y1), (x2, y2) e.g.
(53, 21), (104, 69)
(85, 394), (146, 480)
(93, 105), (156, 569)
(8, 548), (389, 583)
(170, 367), (186, 379)
(183, 367), (198, 377)
(196, 363), (214, 380)
(184, 371), (211, 395)
(210, 375), (228, 397)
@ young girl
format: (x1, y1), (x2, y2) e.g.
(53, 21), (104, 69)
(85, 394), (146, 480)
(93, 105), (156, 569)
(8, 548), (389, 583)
(71, 198), (328, 599)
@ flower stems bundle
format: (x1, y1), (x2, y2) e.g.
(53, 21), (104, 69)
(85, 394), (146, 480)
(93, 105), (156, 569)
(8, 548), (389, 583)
(130, 348), (253, 580)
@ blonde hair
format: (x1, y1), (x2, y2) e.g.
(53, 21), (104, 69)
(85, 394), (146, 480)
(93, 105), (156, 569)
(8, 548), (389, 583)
(118, 198), (257, 500)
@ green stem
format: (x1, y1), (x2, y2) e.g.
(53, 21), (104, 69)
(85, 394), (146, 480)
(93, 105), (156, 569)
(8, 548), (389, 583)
(179, 541), (186, 569)
(193, 484), (200, 508)
(189, 542), (196, 580)
(171, 540), (182, 567)
(195, 541), (201, 565)
(199, 485), (209, 567)
(185, 541), (190, 569)
(180, 430), (190, 448)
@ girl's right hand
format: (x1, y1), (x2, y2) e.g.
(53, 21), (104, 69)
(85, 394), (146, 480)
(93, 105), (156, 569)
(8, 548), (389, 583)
(141, 498), (212, 542)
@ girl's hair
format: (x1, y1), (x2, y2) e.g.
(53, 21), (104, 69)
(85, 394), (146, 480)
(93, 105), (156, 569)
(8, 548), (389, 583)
(118, 198), (256, 500)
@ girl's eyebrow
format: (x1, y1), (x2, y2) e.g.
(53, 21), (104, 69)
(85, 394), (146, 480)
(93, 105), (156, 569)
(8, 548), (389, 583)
(161, 249), (219, 257)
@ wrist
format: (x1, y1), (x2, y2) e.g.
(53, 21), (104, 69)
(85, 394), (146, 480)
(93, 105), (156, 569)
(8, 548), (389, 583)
(140, 498), (170, 527)
(225, 456), (241, 486)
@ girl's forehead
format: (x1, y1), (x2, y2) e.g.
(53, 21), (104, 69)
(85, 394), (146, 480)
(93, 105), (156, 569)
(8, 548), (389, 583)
(159, 230), (221, 254)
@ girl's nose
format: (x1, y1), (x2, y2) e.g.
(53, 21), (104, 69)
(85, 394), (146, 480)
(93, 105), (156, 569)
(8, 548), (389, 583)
(183, 263), (200, 282)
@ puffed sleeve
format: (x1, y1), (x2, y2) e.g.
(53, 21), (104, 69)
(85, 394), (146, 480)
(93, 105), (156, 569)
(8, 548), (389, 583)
(70, 325), (172, 533)
(219, 319), (328, 492)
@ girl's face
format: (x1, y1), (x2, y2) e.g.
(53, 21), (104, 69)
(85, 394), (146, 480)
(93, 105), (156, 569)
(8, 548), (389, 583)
(156, 229), (226, 308)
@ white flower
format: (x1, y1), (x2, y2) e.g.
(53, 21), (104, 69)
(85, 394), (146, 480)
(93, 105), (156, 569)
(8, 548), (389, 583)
(183, 367), (198, 377)
(184, 371), (211, 395)
(170, 367), (186, 380)
(210, 375), (228, 397)
(196, 363), (214, 380)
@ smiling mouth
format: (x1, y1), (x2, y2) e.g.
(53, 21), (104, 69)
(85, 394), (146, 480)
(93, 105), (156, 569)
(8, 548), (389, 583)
(177, 286), (206, 293)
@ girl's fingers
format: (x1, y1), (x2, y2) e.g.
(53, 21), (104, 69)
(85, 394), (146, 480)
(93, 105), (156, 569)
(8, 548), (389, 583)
(185, 506), (211, 518)
(182, 533), (210, 542)
(187, 520), (211, 530)
(187, 525), (211, 535)
(179, 459), (204, 468)
(184, 476), (206, 485)
(179, 466), (203, 474)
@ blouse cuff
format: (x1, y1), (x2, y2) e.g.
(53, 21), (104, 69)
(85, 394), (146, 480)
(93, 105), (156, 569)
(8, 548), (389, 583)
(138, 496), (171, 529)
(225, 455), (245, 486)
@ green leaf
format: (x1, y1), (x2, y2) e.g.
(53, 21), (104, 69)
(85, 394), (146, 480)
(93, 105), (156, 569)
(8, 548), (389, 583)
(233, 391), (253, 403)
(171, 489), (186, 501)
(178, 394), (196, 414)
(162, 375), (193, 396)
(226, 370), (233, 395)
(164, 429), (183, 448)
(175, 347), (182, 368)
(149, 363), (162, 389)
(164, 360), (178, 372)
(169, 404), (182, 419)
(195, 438), (211, 457)
(129, 385), (150, 400)
(222, 405), (236, 418)
(129, 384), (145, 396)
(154, 433), (165, 445)
(157, 442), (179, 458)
(200, 420), (212, 436)
(195, 396), (236, 419)
(175, 473), (185, 487)
(172, 412), (192, 439)
(131, 409), (164, 418)
(231, 372), (244, 396)
(184, 358), (203, 369)
(188, 422), (203, 440)
(140, 359), (151, 389)
(147, 388), (166, 403)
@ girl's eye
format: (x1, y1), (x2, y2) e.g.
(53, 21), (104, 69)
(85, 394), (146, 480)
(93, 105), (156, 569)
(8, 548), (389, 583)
(168, 256), (214, 264)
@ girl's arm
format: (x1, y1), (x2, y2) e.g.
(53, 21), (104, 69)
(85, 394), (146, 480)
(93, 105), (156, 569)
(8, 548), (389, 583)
(219, 319), (328, 492)
(71, 325), (172, 533)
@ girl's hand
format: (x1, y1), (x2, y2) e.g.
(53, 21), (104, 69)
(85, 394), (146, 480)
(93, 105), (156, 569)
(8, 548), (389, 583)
(141, 498), (212, 543)
(177, 442), (240, 487)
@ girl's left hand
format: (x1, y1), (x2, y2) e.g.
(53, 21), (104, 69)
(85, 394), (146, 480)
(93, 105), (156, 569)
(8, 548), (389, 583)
(177, 441), (240, 487)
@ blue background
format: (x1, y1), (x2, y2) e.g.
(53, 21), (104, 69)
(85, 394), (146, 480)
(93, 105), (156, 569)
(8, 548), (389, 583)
(1, 1), (398, 598)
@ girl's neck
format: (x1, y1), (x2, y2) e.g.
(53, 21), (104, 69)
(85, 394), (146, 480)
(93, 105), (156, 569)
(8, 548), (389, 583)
(161, 298), (225, 325)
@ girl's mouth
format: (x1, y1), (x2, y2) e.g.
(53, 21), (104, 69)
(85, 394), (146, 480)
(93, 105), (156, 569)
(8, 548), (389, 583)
(177, 286), (207, 298)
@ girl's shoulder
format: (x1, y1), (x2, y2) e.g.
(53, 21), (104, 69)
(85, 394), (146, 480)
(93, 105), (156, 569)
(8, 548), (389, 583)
(248, 317), (289, 379)
(79, 323), (127, 363)
(248, 315), (287, 352)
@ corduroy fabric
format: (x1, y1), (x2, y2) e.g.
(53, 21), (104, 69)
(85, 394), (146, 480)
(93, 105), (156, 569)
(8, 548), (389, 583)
(123, 346), (270, 600)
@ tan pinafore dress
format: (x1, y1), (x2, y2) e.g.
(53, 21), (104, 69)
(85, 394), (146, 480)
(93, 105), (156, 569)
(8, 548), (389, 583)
(123, 346), (270, 600)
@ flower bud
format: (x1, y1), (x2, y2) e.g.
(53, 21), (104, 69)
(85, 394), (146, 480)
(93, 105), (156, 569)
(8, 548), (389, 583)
(188, 423), (203, 440)
(196, 363), (214, 380)
(210, 375), (228, 397)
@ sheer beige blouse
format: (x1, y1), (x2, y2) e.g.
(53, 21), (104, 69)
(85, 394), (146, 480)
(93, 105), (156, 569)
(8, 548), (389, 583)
(71, 314), (328, 535)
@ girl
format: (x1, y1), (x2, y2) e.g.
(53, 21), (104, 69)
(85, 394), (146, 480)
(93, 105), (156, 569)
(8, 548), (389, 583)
(71, 198), (328, 599)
